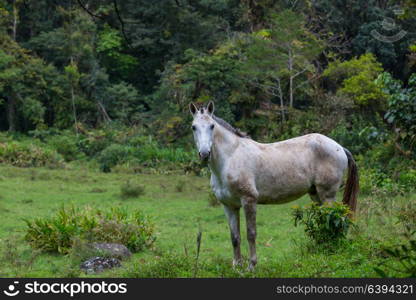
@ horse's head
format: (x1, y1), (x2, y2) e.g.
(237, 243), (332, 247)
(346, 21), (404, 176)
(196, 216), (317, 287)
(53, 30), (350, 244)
(189, 101), (215, 162)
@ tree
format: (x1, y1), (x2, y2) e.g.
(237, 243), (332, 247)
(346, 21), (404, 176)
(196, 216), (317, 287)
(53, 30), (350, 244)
(323, 53), (386, 107)
(244, 10), (323, 117)
(377, 71), (416, 155)
(0, 33), (63, 131)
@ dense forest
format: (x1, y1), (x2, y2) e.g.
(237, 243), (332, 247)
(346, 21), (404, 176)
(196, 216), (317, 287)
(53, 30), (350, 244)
(0, 0), (415, 173)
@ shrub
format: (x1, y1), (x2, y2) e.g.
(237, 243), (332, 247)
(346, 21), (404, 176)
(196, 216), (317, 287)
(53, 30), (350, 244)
(292, 202), (352, 244)
(97, 144), (135, 172)
(46, 133), (81, 161)
(0, 141), (64, 168)
(24, 205), (155, 254)
(398, 169), (416, 193)
(120, 180), (145, 199)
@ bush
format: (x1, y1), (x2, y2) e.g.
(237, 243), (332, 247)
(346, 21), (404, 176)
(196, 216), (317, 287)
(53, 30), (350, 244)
(398, 169), (416, 193)
(97, 144), (135, 172)
(24, 205), (155, 254)
(46, 133), (81, 161)
(120, 180), (145, 199)
(292, 202), (352, 244)
(0, 141), (64, 168)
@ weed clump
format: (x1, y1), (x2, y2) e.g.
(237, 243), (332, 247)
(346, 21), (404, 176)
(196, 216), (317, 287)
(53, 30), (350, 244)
(175, 180), (185, 192)
(24, 205), (155, 254)
(120, 180), (145, 199)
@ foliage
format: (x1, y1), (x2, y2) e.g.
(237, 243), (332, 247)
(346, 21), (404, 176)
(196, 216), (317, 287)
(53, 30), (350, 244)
(24, 205), (155, 254)
(104, 82), (143, 125)
(45, 132), (82, 162)
(0, 141), (64, 168)
(329, 116), (388, 155)
(244, 9), (323, 109)
(377, 72), (416, 152)
(375, 226), (416, 278)
(292, 202), (353, 244)
(323, 53), (386, 106)
(97, 144), (135, 172)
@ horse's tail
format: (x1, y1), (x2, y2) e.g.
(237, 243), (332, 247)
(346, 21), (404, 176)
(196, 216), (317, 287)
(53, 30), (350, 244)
(343, 148), (359, 214)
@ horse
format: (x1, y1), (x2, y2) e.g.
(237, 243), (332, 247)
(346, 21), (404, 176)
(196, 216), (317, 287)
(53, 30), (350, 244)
(189, 101), (359, 270)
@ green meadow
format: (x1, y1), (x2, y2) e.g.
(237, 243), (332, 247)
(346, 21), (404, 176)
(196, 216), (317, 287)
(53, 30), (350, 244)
(0, 165), (410, 278)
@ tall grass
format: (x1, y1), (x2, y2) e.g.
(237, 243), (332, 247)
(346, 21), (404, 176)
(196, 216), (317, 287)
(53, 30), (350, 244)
(24, 205), (155, 254)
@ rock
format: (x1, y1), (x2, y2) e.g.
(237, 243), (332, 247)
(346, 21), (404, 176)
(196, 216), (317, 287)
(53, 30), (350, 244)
(91, 243), (132, 260)
(80, 257), (121, 274)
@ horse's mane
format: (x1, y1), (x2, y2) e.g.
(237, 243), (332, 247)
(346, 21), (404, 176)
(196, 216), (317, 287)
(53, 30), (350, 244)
(212, 115), (250, 139)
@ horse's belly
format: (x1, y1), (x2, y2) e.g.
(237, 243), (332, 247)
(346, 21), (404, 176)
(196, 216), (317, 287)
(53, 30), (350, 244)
(256, 180), (311, 205)
(257, 190), (308, 205)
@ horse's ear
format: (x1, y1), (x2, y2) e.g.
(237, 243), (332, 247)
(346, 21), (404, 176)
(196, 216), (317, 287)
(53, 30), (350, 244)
(207, 101), (215, 116)
(189, 102), (197, 116)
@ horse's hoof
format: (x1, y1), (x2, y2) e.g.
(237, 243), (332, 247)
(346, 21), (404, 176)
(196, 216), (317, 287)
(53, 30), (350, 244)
(247, 261), (257, 272)
(232, 259), (242, 268)
(247, 264), (256, 272)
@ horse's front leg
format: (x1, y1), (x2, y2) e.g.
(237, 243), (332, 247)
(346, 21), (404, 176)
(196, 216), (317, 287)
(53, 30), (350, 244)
(224, 205), (242, 266)
(242, 196), (257, 271)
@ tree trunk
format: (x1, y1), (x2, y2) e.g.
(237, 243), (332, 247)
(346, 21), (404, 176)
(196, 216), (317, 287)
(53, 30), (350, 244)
(97, 101), (112, 123)
(7, 95), (16, 132)
(288, 50), (294, 108)
(70, 83), (79, 137)
(12, 0), (18, 41)
(276, 78), (285, 125)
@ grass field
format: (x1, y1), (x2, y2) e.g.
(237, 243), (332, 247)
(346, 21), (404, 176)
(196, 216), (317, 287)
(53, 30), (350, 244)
(0, 164), (411, 277)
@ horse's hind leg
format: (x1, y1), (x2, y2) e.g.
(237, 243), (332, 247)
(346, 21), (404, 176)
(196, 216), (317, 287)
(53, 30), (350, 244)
(308, 185), (322, 204)
(316, 182), (341, 204)
(223, 205), (242, 266)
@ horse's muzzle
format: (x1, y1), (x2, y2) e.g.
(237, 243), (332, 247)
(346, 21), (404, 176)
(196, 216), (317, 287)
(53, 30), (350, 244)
(199, 151), (210, 162)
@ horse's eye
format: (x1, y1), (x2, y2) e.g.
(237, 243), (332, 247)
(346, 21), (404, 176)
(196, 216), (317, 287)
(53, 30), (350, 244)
(192, 125), (196, 131)
(210, 124), (215, 130)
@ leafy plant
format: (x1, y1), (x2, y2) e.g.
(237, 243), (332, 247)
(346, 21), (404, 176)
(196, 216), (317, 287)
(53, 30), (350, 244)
(24, 205), (155, 254)
(323, 53), (386, 106)
(377, 72), (416, 152)
(375, 226), (416, 277)
(292, 202), (353, 244)
(97, 144), (135, 172)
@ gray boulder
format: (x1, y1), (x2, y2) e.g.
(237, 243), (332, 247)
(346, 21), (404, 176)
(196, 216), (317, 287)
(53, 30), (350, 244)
(81, 257), (121, 274)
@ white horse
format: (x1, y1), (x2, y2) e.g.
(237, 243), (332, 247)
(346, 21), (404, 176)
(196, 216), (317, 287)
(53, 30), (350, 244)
(189, 101), (359, 270)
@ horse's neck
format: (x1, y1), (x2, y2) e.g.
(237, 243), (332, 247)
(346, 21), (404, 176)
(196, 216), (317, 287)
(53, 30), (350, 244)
(209, 125), (239, 176)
